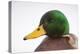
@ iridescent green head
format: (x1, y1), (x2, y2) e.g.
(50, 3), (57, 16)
(39, 10), (69, 38)
(24, 10), (69, 40)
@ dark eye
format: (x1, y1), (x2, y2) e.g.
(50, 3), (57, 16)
(37, 28), (40, 31)
(47, 18), (53, 22)
(48, 18), (51, 22)
(50, 20), (54, 23)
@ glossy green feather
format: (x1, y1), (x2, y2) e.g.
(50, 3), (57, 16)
(39, 10), (69, 38)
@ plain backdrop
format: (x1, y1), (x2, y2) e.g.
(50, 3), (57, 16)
(0, 0), (80, 54)
(11, 1), (78, 53)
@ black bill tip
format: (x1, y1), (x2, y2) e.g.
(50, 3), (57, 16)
(23, 38), (27, 40)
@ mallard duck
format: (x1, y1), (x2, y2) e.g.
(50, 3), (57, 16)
(23, 10), (77, 51)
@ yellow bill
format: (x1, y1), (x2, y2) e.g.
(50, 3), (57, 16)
(23, 25), (46, 40)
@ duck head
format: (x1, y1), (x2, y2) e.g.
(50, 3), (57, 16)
(23, 10), (69, 40)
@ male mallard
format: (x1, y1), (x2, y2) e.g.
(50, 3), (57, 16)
(24, 10), (69, 39)
(23, 10), (77, 50)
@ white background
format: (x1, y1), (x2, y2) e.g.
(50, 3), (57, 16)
(12, 1), (78, 53)
(0, 0), (80, 54)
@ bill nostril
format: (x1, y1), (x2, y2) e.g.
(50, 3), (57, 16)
(37, 28), (40, 31)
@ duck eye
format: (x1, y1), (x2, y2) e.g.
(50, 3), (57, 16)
(37, 28), (40, 31)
